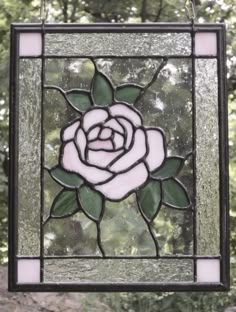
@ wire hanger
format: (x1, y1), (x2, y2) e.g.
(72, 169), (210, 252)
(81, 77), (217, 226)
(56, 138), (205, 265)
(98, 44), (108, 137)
(185, 0), (197, 22)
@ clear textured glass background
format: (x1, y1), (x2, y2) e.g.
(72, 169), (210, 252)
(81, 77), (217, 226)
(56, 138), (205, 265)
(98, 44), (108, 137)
(43, 57), (193, 259)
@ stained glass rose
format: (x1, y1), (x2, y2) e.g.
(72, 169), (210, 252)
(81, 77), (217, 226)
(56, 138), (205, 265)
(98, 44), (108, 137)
(60, 103), (166, 201)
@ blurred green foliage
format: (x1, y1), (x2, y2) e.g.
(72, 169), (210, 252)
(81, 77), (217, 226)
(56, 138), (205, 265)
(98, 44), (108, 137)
(1, 0), (236, 311)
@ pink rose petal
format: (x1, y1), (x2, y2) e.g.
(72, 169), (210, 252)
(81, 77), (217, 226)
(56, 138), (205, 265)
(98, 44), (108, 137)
(113, 132), (124, 149)
(118, 117), (133, 149)
(88, 126), (100, 141)
(109, 128), (146, 173)
(83, 108), (108, 132)
(62, 142), (113, 184)
(88, 139), (113, 150)
(95, 163), (148, 200)
(145, 128), (165, 171)
(62, 120), (80, 142)
(87, 149), (124, 168)
(75, 128), (87, 160)
(104, 118), (124, 133)
(99, 128), (112, 139)
(110, 103), (142, 126)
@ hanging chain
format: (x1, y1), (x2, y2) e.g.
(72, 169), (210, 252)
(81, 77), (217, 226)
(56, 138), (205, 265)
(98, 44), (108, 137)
(185, 0), (196, 21)
(40, 0), (48, 22)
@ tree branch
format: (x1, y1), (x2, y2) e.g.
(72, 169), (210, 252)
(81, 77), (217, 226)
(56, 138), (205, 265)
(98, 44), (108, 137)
(70, 0), (78, 22)
(140, 0), (147, 22)
(154, 0), (164, 22)
(61, 0), (68, 23)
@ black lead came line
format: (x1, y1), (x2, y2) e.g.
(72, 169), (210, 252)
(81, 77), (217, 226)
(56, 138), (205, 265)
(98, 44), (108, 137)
(134, 57), (168, 105)
(135, 192), (159, 258)
(96, 222), (105, 257)
(19, 54), (218, 60)
(190, 19), (197, 283)
(40, 19), (46, 284)
(16, 255), (222, 260)
(44, 84), (83, 114)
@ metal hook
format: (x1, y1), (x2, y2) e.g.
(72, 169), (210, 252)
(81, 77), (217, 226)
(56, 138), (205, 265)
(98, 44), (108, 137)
(40, 0), (48, 22)
(185, 0), (196, 21)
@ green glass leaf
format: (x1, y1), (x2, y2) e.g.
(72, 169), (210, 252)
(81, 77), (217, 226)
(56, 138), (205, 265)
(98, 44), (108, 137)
(78, 185), (103, 220)
(92, 72), (113, 106)
(51, 190), (78, 218)
(115, 85), (142, 104)
(66, 90), (92, 112)
(138, 180), (161, 221)
(153, 157), (184, 179)
(50, 166), (84, 189)
(162, 179), (190, 208)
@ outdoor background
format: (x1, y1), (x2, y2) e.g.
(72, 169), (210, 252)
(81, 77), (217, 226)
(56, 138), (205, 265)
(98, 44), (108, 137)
(0, 0), (235, 311)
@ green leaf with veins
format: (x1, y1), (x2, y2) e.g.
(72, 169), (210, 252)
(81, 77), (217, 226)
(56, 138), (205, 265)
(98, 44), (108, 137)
(153, 157), (185, 179)
(66, 90), (92, 111)
(78, 185), (103, 220)
(162, 179), (190, 209)
(115, 84), (142, 104)
(138, 180), (161, 221)
(50, 166), (84, 189)
(51, 190), (79, 218)
(92, 72), (113, 106)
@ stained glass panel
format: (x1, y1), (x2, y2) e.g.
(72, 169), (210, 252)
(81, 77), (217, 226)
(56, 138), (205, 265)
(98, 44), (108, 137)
(9, 24), (229, 292)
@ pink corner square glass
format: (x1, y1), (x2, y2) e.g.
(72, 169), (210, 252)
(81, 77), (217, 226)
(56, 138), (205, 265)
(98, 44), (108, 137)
(197, 259), (220, 283)
(17, 259), (40, 284)
(19, 33), (42, 57)
(195, 32), (217, 56)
